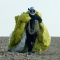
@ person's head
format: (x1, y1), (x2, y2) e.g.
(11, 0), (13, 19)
(28, 7), (36, 15)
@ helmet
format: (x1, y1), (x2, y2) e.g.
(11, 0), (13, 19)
(28, 7), (36, 15)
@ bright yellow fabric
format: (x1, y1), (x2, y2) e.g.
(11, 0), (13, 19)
(8, 12), (31, 48)
(8, 11), (51, 52)
(33, 22), (51, 52)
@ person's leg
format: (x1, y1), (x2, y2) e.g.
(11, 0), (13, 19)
(32, 33), (37, 43)
(31, 33), (37, 51)
(26, 36), (32, 52)
(26, 31), (37, 54)
(26, 31), (32, 52)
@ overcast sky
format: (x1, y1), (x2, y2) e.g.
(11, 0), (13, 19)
(0, 0), (60, 36)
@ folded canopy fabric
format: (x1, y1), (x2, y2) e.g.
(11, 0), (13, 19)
(7, 11), (51, 52)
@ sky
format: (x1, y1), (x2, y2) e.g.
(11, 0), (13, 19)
(0, 0), (60, 37)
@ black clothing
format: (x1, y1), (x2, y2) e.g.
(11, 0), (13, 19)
(26, 31), (37, 52)
(29, 13), (42, 23)
(26, 14), (42, 30)
(26, 13), (42, 52)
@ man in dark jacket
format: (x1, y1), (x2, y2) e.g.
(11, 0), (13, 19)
(26, 7), (42, 55)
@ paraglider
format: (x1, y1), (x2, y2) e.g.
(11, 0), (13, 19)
(6, 7), (51, 55)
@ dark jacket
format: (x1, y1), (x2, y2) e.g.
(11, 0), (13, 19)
(29, 13), (42, 23)
(28, 13), (42, 29)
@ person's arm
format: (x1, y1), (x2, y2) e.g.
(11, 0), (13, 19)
(36, 14), (42, 23)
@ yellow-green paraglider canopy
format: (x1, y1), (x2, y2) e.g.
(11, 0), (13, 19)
(8, 11), (51, 52)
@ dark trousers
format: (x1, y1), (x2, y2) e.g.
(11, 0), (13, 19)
(26, 31), (37, 52)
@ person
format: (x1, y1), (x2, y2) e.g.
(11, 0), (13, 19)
(25, 7), (42, 55)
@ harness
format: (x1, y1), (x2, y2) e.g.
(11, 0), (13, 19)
(28, 20), (40, 34)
